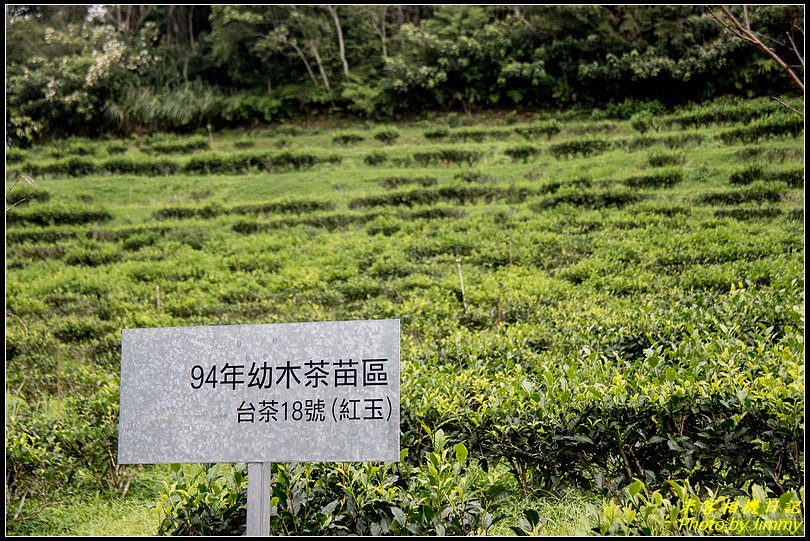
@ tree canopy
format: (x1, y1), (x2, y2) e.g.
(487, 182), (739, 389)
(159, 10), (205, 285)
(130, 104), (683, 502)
(5, 4), (803, 145)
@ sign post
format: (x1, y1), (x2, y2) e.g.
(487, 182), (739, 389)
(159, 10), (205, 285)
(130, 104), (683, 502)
(247, 462), (272, 536)
(118, 319), (400, 535)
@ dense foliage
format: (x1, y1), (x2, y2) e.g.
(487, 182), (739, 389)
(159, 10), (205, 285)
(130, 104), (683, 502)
(5, 95), (804, 535)
(6, 5), (804, 145)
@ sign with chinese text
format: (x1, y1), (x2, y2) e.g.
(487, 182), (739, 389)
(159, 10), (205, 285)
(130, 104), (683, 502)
(118, 319), (400, 464)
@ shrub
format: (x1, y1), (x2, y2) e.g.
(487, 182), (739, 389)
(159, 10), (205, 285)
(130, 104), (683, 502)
(729, 165), (765, 185)
(373, 128), (400, 144)
(364, 151), (388, 166)
(142, 136), (209, 154)
(696, 182), (787, 206)
(332, 133), (365, 145)
(713, 207), (782, 221)
(6, 148), (28, 164)
(630, 111), (657, 134)
(622, 169), (683, 189)
(231, 199), (335, 215)
(504, 145), (541, 163)
(646, 151), (685, 168)
(719, 114), (804, 144)
(514, 121), (561, 140)
(156, 464), (247, 536)
(63, 241), (121, 267)
(156, 434), (503, 536)
(6, 205), (112, 226)
(424, 126), (450, 140)
(533, 185), (644, 210)
(233, 139), (255, 149)
(5, 182), (50, 207)
(105, 141), (128, 155)
(412, 149), (482, 166)
(454, 171), (496, 183)
(379, 176), (437, 189)
(549, 139), (611, 159)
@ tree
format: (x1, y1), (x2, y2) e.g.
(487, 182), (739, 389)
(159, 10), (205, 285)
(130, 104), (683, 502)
(326, 6), (350, 79)
(706, 5), (804, 92)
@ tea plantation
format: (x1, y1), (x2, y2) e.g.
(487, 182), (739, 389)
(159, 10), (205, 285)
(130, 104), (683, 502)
(5, 97), (805, 536)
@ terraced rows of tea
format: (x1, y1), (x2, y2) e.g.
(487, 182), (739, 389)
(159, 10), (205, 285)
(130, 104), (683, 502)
(5, 97), (805, 535)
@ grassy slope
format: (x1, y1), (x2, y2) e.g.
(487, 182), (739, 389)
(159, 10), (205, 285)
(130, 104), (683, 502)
(5, 103), (804, 536)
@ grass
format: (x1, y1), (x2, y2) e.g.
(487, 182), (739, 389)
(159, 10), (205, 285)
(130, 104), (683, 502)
(19, 494), (158, 536)
(489, 487), (604, 536)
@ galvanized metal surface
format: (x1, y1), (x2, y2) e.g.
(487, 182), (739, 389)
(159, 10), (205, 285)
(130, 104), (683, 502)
(118, 319), (400, 464)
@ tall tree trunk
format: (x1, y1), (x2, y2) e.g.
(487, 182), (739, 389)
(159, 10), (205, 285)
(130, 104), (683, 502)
(166, 5), (175, 45)
(188, 5), (195, 49)
(135, 6), (152, 32)
(289, 40), (321, 88)
(309, 41), (332, 92)
(327, 6), (350, 79)
(376, 6), (389, 60)
(124, 5), (132, 34)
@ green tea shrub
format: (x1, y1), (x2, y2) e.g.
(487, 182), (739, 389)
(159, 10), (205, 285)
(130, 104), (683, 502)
(719, 114), (804, 144)
(350, 186), (530, 210)
(567, 121), (616, 136)
(6, 379), (138, 528)
(448, 128), (506, 142)
(646, 151), (685, 167)
(454, 170), (497, 183)
(713, 207), (782, 221)
(275, 124), (303, 137)
(405, 207), (466, 221)
(6, 147), (28, 164)
(734, 146), (804, 162)
(364, 151), (388, 166)
(102, 156), (178, 175)
(622, 169), (683, 189)
(696, 182), (786, 206)
(661, 134), (704, 149)
(515, 121), (561, 140)
(156, 464), (247, 535)
(332, 132), (365, 145)
(231, 198), (335, 215)
(63, 142), (97, 157)
(233, 139), (255, 149)
(730, 165), (764, 185)
(153, 207), (198, 220)
(366, 215), (402, 236)
(105, 141), (128, 155)
(423, 126), (450, 140)
(122, 231), (161, 251)
(605, 99), (664, 120)
(63, 241), (121, 267)
(412, 149), (482, 166)
(6, 205), (112, 226)
(549, 139), (611, 159)
(769, 168), (803, 188)
(379, 176), (437, 189)
(533, 185), (643, 210)
(373, 128), (400, 144)
(504, 145), (541, 163)
(143, 136), (209, 154)
(156, 434), (503, 536)
(630, 111), (656, 134)
(5, 226), (82, 244)
(5, 183), (50, 206)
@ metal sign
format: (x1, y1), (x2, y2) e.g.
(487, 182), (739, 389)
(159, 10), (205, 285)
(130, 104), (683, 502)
(118, 319), (400, 464)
